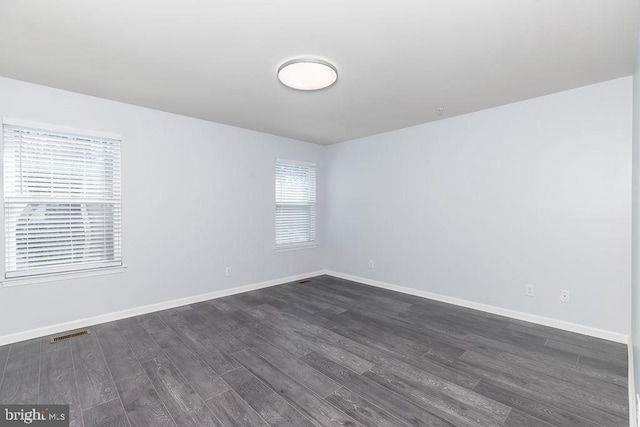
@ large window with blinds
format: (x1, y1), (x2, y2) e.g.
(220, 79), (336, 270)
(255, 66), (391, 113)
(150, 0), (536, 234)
(2, 120), (122, 280)
(275, 159), (317, 250)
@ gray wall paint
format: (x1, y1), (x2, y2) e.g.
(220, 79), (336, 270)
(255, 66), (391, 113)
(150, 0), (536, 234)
(0, 76), (325, 338)
(632, 27), (640, 409)
(326, 77), (632, 334)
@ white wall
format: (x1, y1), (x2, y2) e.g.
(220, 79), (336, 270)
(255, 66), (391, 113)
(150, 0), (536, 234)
(631, 25), (640, 418)
(0, 76), (325, 338)
(326, 77), (632, 334)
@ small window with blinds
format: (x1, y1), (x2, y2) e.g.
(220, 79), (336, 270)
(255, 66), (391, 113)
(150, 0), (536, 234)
(275, 159), (317, 250)
(2, 120), (122, 280)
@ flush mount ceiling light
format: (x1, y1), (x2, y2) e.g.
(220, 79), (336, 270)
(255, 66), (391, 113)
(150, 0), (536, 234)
(277, 58), (338, 90)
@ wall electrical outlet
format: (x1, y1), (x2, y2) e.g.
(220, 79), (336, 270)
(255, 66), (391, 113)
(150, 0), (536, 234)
(368, 260), (375, 269)
(525, 284), (535, 297)
(225, 267), (232, 277)
(560, 289), (570, 303)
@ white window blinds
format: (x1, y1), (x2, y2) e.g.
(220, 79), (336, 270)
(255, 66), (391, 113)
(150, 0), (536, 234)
(3, 122), (122, 279)
(275, 160), (316, 248)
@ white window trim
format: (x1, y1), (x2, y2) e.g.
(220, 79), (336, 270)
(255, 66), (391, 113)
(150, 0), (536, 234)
(1, 118), (124, 284)
(273, 241), (319, 252)
(1, 265), (127, 287)
(275, 158), (316, 167)
(2, 117), (122, 141)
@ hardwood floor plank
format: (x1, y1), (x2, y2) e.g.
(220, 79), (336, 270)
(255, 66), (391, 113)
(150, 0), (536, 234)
(325, 386), (412, 427)
(0, 349), (39, 404)
(507, 321), (627, 354)
(160, 310), (239, 375)
(119, 323), (165, 362)
(221, 366), (314, 427)
(267, 285), (348, 314)
(362, 365), (508, 426)
(152, 329), (229, 400)
(205, 389), (270, 427)
(319, 281), (413, 312)
(300, 351), (452, 427)
(10, 338), (41, 356)
(39, 347), (83, 427)
(545, 338), (627, 366)
(116, 374), (176, 427)
(473, 380), (600, 426)
(0, 345), (9, 383)
(423, 351), (627, 426)
(463, 332), (579, 364)
(95, 323), (143, 381)
(329, 311), (435, 356)
(503, 409), (554, 427)
(141, 355), (221, 426)
(264, 298), (342, 329)
(268, 296), (476, 388)
(42, 334), (71, 354)
(228, 311), (312, 357)
(232, 306), (375, 374)
(578, 354), (628, 378)
(188, 302), (243, 332)
(231, 349), (359, 426)
(331, 325), (478, 388)
(459, 350), (627, 417)
(498, 350), (627, 402)
(70, 333), (118, 410)
(330, 308), (480, 358)
(254, 303), (343, 344)
(207, 299), (236, 314)
(331, 328), (479, 389)
(231, 327), (341, 397)
(82, 398), (129, 427)
(116, 317), (141, 329)
(137, 313), (170, 334)
(234, 293), (265, 307)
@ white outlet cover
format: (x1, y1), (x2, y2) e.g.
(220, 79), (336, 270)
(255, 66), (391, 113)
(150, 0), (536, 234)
(525, 284), (535, 297)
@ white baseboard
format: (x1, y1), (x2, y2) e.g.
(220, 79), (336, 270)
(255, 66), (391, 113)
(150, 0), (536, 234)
(0, 270), (326, 346)
(629, 338), (637, 427)
(325, 270), (629, 344)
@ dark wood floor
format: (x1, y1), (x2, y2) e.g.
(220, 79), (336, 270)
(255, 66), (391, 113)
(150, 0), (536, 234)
(0, 275), (629, 426)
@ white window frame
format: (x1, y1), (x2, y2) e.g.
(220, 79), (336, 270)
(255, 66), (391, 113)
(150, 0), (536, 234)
(1, 118), (125, 286)
(275, 158), (318, 252)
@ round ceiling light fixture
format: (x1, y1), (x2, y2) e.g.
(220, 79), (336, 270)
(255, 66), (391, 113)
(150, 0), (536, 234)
(277, 58), (338, 91)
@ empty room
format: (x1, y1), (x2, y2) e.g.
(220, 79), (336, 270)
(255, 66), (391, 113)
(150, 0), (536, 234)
(0, 1), (640, 426)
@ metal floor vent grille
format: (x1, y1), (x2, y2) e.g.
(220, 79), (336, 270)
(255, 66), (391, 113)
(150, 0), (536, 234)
(50, 330), (90, 343)
(298, 279), (311, 284)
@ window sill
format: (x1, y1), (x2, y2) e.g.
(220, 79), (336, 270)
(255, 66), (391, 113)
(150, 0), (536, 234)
(1, 265), (127, 288)
(274, 242), (319, 252)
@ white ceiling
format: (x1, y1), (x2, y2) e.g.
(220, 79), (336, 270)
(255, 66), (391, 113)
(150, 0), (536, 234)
(0, 1), (637, 145)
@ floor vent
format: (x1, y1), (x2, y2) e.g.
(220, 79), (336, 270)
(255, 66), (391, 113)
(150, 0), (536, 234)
(50, 330), (90, 344)
(298, 279), (311, 284)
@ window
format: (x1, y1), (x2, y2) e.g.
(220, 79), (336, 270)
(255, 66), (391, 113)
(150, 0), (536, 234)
(275, 159), (317, 250)
(3, 120), (122, 280)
